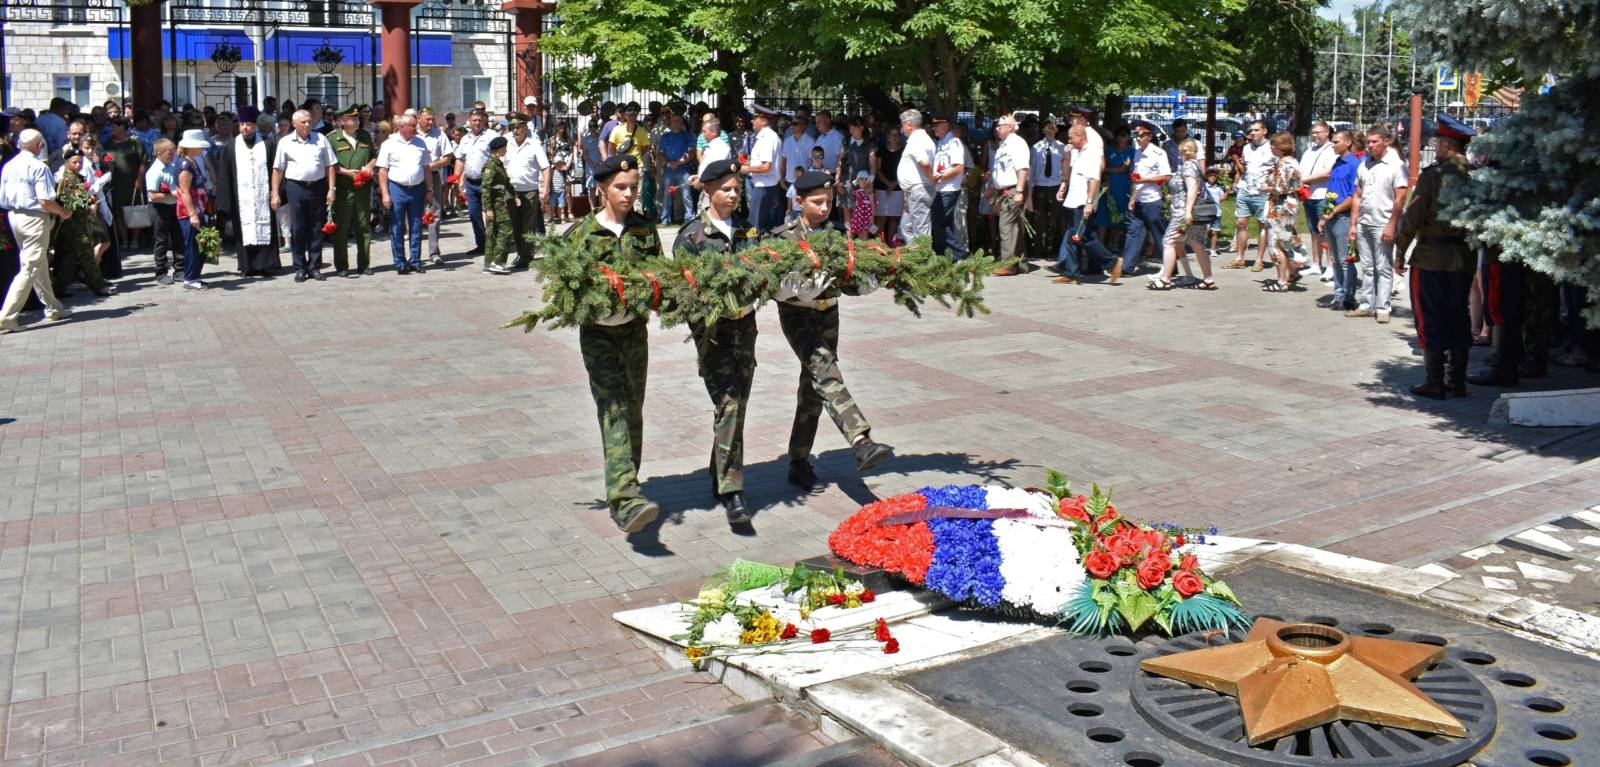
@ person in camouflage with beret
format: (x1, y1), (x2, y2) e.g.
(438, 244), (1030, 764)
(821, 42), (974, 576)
(673, 159), (759, 527)
(569, 154), (663, 533)
(769, 170), (893, 491)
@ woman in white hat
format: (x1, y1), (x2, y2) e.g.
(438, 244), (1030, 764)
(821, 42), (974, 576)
(174, 129), (213, 290)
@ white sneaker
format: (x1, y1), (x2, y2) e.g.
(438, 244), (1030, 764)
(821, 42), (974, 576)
(184, 281), (207, 290)
(1376, 310), (1391, 324)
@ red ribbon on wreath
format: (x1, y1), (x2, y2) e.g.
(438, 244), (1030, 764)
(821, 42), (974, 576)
(796, 239), (822, 271)
(641, 270), (662, 309)
(681, 267), (698, 290)
(598, 265), (626, 308)
(762, 245), (784, 262)
(844, 237), (856, 284)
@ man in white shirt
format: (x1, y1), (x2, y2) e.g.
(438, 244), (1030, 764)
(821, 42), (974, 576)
(1298, 121), (1337, 277)
(417, 108), (455, 264)
(739, 104), (783, 232)
(896, 109), (936, 241)
(1029, 119), (1066, 259)
(270, 109), (339, 282)
(452, 110), (497, 255)
(0, 130), (72, 333)
(503, 113), (552, 268)
(1347, 125), (1409, 323)
(1117, 119), (1171, 282)
(929, 113), (967, 261)
(1066, 106), (1104, 158)
(1228, 119), (1275, 270)
(987, 114), (1031, 275)
(779, 118), (815, 188)
(812, 111), (844, 177)
(1051, 125), (1116, 284)
(376, 114), (433, 274)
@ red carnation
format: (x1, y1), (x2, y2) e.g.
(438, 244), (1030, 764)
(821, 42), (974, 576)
(1136, 556), (1170, 590)
(810, 628), (830, 644)
(321, 222), (337, 234)
(102, 153), (113, 164)
(1179, 553), (1198, 572)
(779, 623), (798, 640)
(668, 185), (678, 195)
(1174, 534), (1186, 547)
(874, 618), (891, 643)
(421, 210), (437, 226)
(858, 589), (875, 603)
(827, 493), (934, 584)
(352, 170), (372, 188)
(159, 183), (170, 193)
(1071, 234), (1083, 243)
(1173, 570), (1205, 598)
(738, 154), (749, 164)
(1084, 550), (1119, 579)
(446, 173), (460, 185)
(458, 192), (468, 206)
(882, 638), (900, 654)
(827, 593), (846, 606)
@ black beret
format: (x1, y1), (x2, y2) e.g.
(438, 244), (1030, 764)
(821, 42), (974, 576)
(699, 159), (741, 185)
(591, 154), (637, 181)
(488, 136), (507, 152)
(794, 170), (834, 195)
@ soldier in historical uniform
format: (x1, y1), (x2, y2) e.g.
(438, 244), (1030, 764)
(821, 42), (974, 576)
(330, 106), (376, 277)
(673, 159), (759, 526)
(768, 170), (894, 490)
(1396, 114), (1476, 399)
(568, 154), (662, 533)
(481, 136), (516, 274)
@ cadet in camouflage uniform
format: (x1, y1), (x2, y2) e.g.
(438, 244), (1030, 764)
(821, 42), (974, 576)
(673, 159), (758, 526)
(330, 106), (376, 276)
(50, 151), (112, 295)
(481, 137), (516, 274)
(570, 154), (662, 533)
(770, 170), (893, 490)
(1397, 114), (1476, 400)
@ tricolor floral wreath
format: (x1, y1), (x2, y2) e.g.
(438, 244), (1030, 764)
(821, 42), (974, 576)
(505, 230), (1003, 332)
(828, 471), (1249, 637)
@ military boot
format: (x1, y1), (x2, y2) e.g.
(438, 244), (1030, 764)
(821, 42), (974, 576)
(1410, 351), (1448, 400)
(1448, 350), (1470, 398)
(788, 459), (818, 490)
(611, 499), (660, 534)
(720, 493), (753, 526)
(852, 438), (894, 473)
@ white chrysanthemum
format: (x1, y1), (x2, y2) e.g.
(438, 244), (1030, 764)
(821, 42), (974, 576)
(702, 614), (744, 646)
(985, 487), (1059, 520)
(993, 519), (1085, 615)
(844, 581), (865, 596)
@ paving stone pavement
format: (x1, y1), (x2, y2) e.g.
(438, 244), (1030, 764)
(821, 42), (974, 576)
(1, 217), (1597, 765)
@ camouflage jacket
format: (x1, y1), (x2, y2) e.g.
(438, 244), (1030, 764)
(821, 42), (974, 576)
(481, 156), (513, 214)
(566, 210), (663, 263)
(768, 217), (854, 303)
(1396, 154), (1472, 272)
(674, 213), (759, 318)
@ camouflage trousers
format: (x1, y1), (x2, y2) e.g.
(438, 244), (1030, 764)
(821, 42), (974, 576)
(331, 187), (371, 272)
(510, 191), (543, 265)
(484, 204), (514, 268)
(777, 303), (871, 461)
(690, 312), (758, 496)
(579, 318), (649, 511)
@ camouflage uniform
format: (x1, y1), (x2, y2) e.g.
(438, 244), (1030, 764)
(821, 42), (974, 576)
(50, 169), (108, 294)
(569, 211), (661, 516)
(1396, 154), (1474, 395)
(769, 218), (872, 461)
(481, 155), (515, 270)
(673, 214), (759, 497)
(330, 129), (376, 273)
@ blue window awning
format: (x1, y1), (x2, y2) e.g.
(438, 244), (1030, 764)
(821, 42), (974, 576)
(109, 30), (451, 67)
(109, 29), (255, 61)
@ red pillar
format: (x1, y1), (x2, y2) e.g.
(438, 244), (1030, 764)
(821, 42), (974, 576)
(372, 0), (422, 119)
(130, 2), (164, 110)
(1407, 88), (1424, 188)
(501, 0), (551, 109)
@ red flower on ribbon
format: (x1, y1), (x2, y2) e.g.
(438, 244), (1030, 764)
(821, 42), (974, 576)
(421, 210), (437, 226)
(858, 589), (875, 604)
(1173, 570), (1205, 598)
(874, 618), (892, 642)
(1136, 555), (1170, 590)
(321, 222), (338, 234)
(1084, 550), (1119, 579)
(827, 593), (846, 606)
(810, 628), (831, 644)
(779, 623), (798, 640)
(352, 170), (372, 189)
(882, 638), (900, 654)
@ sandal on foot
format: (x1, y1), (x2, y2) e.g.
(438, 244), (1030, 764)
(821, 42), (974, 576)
(1222, 259), (1247, 269)
(1146, 279), (1175, 291)
(1193, 279), (1218, 290)
(1249, 263), (1266, 272)
(1261, 281), (1290, 293)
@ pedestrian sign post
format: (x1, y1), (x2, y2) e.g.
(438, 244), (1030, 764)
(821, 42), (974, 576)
(1436, 66), (1458, 91)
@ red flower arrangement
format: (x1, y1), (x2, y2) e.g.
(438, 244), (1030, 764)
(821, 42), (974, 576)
(421, 210), (437, 226)
(446, 173), (460, 185)
(352, 170), (373, 189)
(779, 623), (799, 640)
(321, 221), (338, 235)
(810, 628), (830, 644)
(826, 492), (934, 584)
(102, 153), (113, 164)
(883, 638), (900, 654)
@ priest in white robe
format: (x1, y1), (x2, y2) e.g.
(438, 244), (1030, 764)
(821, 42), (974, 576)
(223, 118), (280, 276)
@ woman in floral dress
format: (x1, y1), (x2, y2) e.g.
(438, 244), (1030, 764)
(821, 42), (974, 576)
(1261, 132), (1302, 293)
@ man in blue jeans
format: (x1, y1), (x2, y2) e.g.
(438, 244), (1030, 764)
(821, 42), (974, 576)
(1052, 125), (1116, 283)
(452, 110), (495, 254)
(376, 114), (434, 274)
(657, 112), (694, 225)
(1118, 120), (1170, 283)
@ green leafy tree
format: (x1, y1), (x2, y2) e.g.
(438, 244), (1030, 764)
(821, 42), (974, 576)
(1394, 0), (1600, 325)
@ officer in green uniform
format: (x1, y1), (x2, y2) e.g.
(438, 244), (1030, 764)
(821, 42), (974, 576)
(769, 170), (893, 490)
(1396, 114), (1476, 400)
(480, 136), (516, 274)
(330, 106), (376, 276)
(673, 159), (758, 526)
(570, 154), (663, 533)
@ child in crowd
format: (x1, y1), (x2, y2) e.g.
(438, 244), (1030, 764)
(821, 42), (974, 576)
(850, 170), (875, 238)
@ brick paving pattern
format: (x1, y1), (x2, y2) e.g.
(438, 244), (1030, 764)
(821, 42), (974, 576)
(1, 218), (1596, 765)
